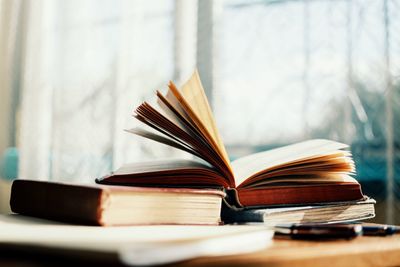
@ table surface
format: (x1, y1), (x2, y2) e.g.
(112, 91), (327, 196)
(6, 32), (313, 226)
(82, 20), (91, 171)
(177, 234), (400, 267)
(1, 234), (400, 267)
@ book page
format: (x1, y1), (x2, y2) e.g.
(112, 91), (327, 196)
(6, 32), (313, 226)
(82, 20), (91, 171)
(232, 139), (351, 187)
(113, 159), (214, 175)
(134, 100), (221, 166)
(0, 214), (271, 252)
(179, 71), (229, 163)
(165, 71), (234, 181)
(125, 128), (201, 157)
(245, 174), (357, 188)
(155, 93), (189, 131)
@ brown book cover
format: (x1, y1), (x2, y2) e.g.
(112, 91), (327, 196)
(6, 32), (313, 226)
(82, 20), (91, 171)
(10, 179), (225, 226)
(96, 70), (365, 208)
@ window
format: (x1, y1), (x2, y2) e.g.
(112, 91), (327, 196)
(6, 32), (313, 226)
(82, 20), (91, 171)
(2, 0), (399, 223)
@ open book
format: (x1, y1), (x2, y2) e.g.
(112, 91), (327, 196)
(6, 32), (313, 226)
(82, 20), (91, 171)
(96, 70), (364, 208)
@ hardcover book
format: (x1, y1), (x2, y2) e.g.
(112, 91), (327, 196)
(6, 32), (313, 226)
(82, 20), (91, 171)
(96, 70), (365, 208)
(10, 179), (224, 226)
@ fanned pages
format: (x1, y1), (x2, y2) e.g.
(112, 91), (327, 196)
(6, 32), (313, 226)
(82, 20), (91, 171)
(175, 71), (231, 169)
(166, 78), (233, 181)
(132, 72), (234, 184)
(231, 139), (355, 187)
(97, 70), (365, 208)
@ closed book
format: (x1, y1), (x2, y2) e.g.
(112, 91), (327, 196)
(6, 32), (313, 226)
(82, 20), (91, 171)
(10, 179), (225, 226)
(221, 198), (375, 225)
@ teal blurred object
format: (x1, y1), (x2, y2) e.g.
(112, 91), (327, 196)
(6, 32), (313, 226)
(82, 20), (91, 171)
(1, 147), (18, 181)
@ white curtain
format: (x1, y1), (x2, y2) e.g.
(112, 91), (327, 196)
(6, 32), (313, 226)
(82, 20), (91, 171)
(0, 0), (20, 157)
(18, 0), (193, 182)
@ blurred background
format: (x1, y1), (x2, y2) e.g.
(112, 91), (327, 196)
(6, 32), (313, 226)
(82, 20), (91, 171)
(0, 0), (399, 223)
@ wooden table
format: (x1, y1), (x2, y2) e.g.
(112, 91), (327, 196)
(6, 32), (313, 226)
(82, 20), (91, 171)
(176, 235), (400, 267)
(1, 235), (399, 267)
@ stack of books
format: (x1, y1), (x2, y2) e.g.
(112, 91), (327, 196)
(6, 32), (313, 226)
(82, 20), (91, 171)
(10, 71), (375, 226)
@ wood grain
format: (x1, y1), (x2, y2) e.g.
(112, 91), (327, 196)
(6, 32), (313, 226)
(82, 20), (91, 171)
(174, 235), (400, 267)
(1, 234), (399, 267)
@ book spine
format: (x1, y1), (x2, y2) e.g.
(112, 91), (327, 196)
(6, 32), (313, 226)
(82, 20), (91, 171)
(10, 180), (103, 225)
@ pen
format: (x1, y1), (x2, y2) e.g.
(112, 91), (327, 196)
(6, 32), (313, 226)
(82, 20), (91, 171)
(361, 225), (400, 236)
(274, 224), (362, 240)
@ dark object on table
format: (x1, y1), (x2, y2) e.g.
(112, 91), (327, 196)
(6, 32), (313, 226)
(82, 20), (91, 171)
(274, 224), (362, 240)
